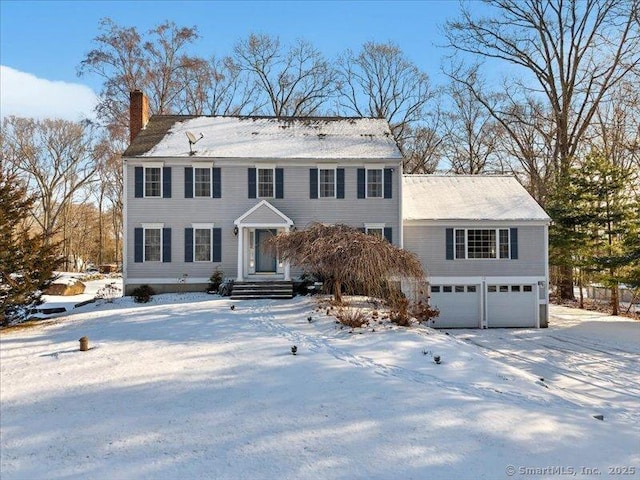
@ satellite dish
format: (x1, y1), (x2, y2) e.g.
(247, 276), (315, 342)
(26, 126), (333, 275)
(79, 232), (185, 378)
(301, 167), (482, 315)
(186, 131), (204, 155)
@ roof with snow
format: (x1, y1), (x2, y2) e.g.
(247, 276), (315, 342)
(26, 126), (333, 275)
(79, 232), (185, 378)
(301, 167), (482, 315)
(124, 115), (401, 159)
(403, 175), (550, 222)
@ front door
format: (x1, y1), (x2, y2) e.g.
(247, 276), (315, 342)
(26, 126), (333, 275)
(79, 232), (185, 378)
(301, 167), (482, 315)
(255, 229), (277, 273)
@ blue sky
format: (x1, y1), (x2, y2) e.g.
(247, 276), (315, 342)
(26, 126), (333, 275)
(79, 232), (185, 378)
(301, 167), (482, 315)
(0, 0), (472, 120)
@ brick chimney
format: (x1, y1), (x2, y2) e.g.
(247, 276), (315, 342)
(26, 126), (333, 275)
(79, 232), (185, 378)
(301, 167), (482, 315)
(129, 90), (150, 143)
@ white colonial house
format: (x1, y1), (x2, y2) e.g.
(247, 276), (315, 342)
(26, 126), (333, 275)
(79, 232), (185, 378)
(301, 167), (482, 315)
(123, 91), (550, 328)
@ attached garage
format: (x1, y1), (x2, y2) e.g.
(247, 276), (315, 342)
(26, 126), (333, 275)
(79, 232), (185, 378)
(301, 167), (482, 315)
(429, 285), (481, 328)
(428, 282), (539, 328)
(486, 284), (537, 328)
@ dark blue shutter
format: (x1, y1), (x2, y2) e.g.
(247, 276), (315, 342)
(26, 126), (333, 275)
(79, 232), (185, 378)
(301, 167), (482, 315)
(162, 228), (171, 262)
(336, 168), (345, 199)
(357, 168), (365, 199)
(184, 167), (193, 198)
(446, 228), (454, 260)
(384, 168), (393, 198)
(310, 168), (318, 199)
(134, 228), (143, 262)
(248, 168), (256, 198)
(185, 228), (193, 262)
(275, 168), (284, 198)
(134, 167), (143, 198)
(162, 167), (171, 198)
(510, 228), (518, 259)
(212, 168), (221, 198)
(384, 227), (392, 243)
(212, 228), (222, 262)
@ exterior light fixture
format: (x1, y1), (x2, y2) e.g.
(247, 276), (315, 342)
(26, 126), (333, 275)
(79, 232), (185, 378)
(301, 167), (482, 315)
(233, 225), (239, 236)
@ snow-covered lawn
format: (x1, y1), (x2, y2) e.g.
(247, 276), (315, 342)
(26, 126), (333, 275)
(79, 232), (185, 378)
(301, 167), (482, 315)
(1, 296), (638, 479)
(35, 274), (123, 315)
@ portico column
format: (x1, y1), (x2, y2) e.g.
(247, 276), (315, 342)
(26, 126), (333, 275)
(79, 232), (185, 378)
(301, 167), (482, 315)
(236, 225), (243, 281)
(284, 225), (291, 281)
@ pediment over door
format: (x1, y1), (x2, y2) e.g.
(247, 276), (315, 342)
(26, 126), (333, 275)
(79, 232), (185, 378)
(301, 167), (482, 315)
(235, 200), (294, 226)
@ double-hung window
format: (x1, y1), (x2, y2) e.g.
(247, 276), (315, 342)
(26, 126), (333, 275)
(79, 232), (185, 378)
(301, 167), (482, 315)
(258, 168), (274, 198)
(194, 167), (211, 197)
(194, 227), (212, 262)
(367, 168), (383, 198)
(319, 168), (335, 198)
(145, 167), (161, 197)
(144, 227), (162, 261)
(454, 228), (510, 259)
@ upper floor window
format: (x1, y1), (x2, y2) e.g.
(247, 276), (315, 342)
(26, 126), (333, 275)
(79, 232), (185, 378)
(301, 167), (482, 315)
(194, 168), (211, 197)
(144, 227), (162, 261)
(319, 168), (335, 198)
(454, 228), (510, 259)
(367, 168), (383, 198)
(258, 168), (274, 198)
(145, 167), (161, 197)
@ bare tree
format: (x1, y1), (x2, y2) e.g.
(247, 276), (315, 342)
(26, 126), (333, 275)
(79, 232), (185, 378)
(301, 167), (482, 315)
(233, 34), (335, 116)
(179, 55), (260, 115)
(79, 18), (200, 136)
(445, 0), (640, 299)
(442, 78), (501, 174)
(336, 41), (435, 154)
(1, 117), (98, 247)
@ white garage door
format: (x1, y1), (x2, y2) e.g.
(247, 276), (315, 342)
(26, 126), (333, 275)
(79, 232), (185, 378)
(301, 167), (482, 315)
(487, 284), (537, 327)
(430, 285), (481, 328)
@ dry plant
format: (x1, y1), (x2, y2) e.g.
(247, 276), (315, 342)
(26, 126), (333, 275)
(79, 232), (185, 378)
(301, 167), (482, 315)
(336, 307), (368, 328)
(267, 223), (425, 304)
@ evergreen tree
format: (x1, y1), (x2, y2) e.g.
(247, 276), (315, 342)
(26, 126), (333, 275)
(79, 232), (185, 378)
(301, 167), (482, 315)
(0, 169), (60, 325)
(573, 153), (638, 315)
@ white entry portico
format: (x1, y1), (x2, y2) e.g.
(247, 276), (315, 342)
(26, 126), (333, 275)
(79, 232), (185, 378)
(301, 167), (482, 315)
(234, 200), (294, 281)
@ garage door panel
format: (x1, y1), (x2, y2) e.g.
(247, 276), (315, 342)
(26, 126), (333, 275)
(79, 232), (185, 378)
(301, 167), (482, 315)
(487, 284), (536, 328)
(430, 285), (480, 328)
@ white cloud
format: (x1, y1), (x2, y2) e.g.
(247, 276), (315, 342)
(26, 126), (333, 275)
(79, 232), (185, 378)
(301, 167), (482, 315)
(0, 65), (99, 121)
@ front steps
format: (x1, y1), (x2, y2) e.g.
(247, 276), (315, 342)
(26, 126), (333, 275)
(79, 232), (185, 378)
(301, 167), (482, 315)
(230, 280), (294, 300)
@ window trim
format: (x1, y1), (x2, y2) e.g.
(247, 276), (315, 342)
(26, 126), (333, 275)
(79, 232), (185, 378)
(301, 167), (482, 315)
(144, 166), (162, 198)
(257, 167), (275, 199)
(365, 167), (384, 198)
(141, 223), (164, 262)
(193, 167), (212, 198)
(454, 228), (511, 260)
(318, 166), (337, 199)
(192, 223), (214, 263)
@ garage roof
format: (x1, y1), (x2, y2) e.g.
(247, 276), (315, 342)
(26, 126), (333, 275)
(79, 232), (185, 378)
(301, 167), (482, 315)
(403, 175), (550, 222)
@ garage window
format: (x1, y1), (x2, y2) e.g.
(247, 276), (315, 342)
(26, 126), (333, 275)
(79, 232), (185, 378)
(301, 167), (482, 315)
(523, 285), (533, 292)
(511, 285), (521, 292)
(467, 285), (477, 292)
(431, 285), (440, 293)
(455, 285), (465, 293)
(488, 285), (497, 292)
(443, 286), (452, 293)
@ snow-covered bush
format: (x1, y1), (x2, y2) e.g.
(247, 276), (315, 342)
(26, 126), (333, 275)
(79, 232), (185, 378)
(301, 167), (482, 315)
(95, 282), (122, 303)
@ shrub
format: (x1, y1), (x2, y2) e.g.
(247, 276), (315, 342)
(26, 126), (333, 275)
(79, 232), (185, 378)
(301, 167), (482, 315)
(132, 285), (155, 303)
(336, 307), (368, 328)
(388, 296), (412, 326)
(95, 282), (122, 303)
(411, 300), (440, 324)
(208, 268), (224, 293)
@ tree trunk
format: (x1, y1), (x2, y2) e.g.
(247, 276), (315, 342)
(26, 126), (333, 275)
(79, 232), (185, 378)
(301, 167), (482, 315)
(333, 279), (343, 304)
(611, 273), (619, 316)
(558, 265), (575, 300)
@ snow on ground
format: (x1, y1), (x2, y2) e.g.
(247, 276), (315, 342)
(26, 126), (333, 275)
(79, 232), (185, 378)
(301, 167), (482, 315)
(1, 296), (638, 480)
(36, 274), (123, 314)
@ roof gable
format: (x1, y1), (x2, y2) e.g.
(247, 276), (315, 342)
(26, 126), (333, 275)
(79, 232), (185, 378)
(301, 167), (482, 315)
(235, 200), (294, 226)
(403, 175), (550, 222)
(124, 115), (401, 160)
